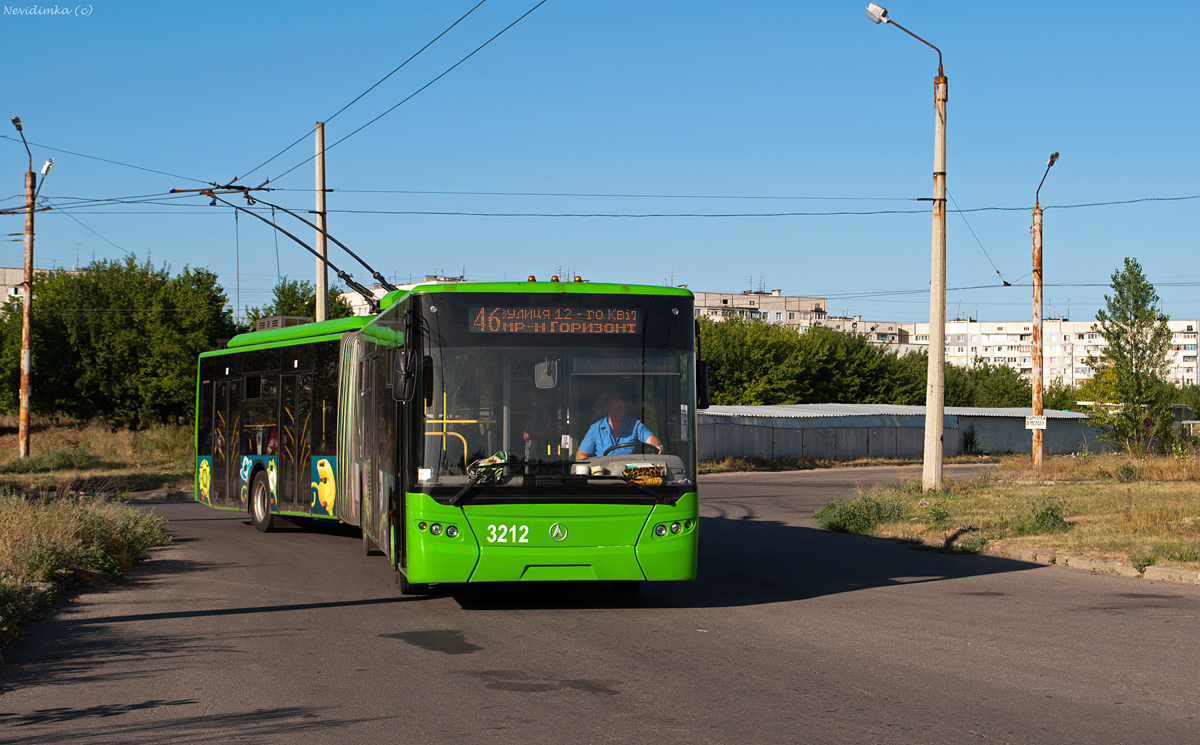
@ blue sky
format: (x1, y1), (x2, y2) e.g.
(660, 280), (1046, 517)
(2, 1), (1196, 323)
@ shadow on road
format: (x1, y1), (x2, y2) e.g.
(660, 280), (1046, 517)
(449, 515), (1039, 610)
(0, 704), (399, 745)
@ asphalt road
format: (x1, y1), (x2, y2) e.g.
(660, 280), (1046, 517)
(2, 465), (1198, 744)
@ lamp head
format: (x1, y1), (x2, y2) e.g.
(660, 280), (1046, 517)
(865, 3), (890, 24)
(11, 116), (22, 132)
(1047, 151), (1059, 168)
(40, 158), (53, 177)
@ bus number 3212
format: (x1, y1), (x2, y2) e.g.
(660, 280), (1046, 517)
(486, 524), (529, 543)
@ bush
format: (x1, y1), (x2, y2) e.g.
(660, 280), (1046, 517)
(0, 490), (171, 649)
(1002, 497), (1070, 538)
(814, 495), (910, 535)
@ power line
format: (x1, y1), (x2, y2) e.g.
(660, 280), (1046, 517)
(322, 207), (933, 217)
(239, 0), (491, 183)
(39, 198), (135, 257)
(41, 190), (1200, 219)
(0, 134), (211, 185)
(267, 188), (916, 203)
(271, 0), (550, 183)
(946, 188), (1009, 284)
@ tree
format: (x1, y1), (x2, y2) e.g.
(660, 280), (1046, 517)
(698, 320), (926, 406)
(699, 318), (807, 405)
(967, 361), (1031, 407)
(245, 276), (355, 327)
(0, 257), (238, 425)
(1085, 257), (1174, 453)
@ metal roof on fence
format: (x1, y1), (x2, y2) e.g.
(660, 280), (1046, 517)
(699, 404), (1087, 420)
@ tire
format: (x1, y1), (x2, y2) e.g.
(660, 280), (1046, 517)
(397, 571), (429, 596)
(250, 471), (275, 533)
(611, 580), (641, 593)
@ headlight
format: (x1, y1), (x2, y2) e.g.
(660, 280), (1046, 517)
(446, 525), (458, 538)
(430, 523), (442, 536)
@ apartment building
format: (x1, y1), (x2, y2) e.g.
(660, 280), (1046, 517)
(692, 289), (905, 345)
(0, 266), (80, 305)
(340, 274), (468, 316)
(902, 318), (1199, 386)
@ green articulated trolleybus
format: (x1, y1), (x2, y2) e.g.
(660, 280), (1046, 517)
(194, 280), (708, 593)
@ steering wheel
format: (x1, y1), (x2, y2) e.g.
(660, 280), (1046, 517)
(602, 441), (662, 456)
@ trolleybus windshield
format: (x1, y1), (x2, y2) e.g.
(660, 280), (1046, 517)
(413, 292), (696, 504)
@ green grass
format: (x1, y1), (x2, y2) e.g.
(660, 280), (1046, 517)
(814, 495), (911, 535)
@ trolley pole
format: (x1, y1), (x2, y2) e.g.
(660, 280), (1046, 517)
(314, 122), (328, 322)
(19, 168), (34, 460)
(1032, 152), (1058, 470)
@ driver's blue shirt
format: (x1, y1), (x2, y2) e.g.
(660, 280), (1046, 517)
(579, 416), (653, 456)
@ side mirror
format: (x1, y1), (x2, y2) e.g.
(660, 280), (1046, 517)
(392, 348), (417, 402)
(423, 355), (434, 407)
(534, 360), (558, 389)
(697, 360), (711, 410)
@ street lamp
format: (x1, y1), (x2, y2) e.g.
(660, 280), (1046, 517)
(1031, 151), (1059, 470)
(865, 4), (948, 491)
(9, 118), (50, 460)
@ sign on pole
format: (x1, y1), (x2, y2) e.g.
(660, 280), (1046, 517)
(1025, 415), (1047, 430)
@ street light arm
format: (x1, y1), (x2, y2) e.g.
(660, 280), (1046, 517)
(886, 18), (944, 76)
(11, 117), (32, 173)
(32, 161), (52, 203)
(1035, 152), (1059, 207)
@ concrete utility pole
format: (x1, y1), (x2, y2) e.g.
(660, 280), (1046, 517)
(314, 122), (328, 322)
(865, 4), (947, 491)
(1032, 151), (1059, 470)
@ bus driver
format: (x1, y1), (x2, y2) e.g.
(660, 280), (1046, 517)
(575, 392), (664, 460)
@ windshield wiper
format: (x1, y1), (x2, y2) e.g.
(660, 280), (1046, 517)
(448, 458), (527, 506)
(579, 473), (676, 505)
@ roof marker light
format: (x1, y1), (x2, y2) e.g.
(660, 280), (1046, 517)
(574, 276), (583, 283)
(551, 275), (560, 282)
(528, 275), (536, 282)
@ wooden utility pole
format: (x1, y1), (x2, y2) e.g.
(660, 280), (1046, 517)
(19, 168), (35, 459)
(1032, 152), (1059, 470)
(314, 122), (328, 322)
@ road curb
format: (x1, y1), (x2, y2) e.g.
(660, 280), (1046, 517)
(125, 491), (190, 501)
(986, 544), (1200, 586)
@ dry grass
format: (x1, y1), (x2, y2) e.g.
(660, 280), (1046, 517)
(700, 453), (999, 474)
(0, 415), (194, 493)
(990, 449), (1200, 483)
(866, 470), (1200, 572)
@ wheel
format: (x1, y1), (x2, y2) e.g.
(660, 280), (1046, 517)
(250, 471), (275, 533)
(611, 580), (642, 593)
(603, 441), (648, 456)
(397, 571), (429, 596)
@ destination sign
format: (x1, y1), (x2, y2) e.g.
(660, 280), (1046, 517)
(469, 306), (641, 335)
